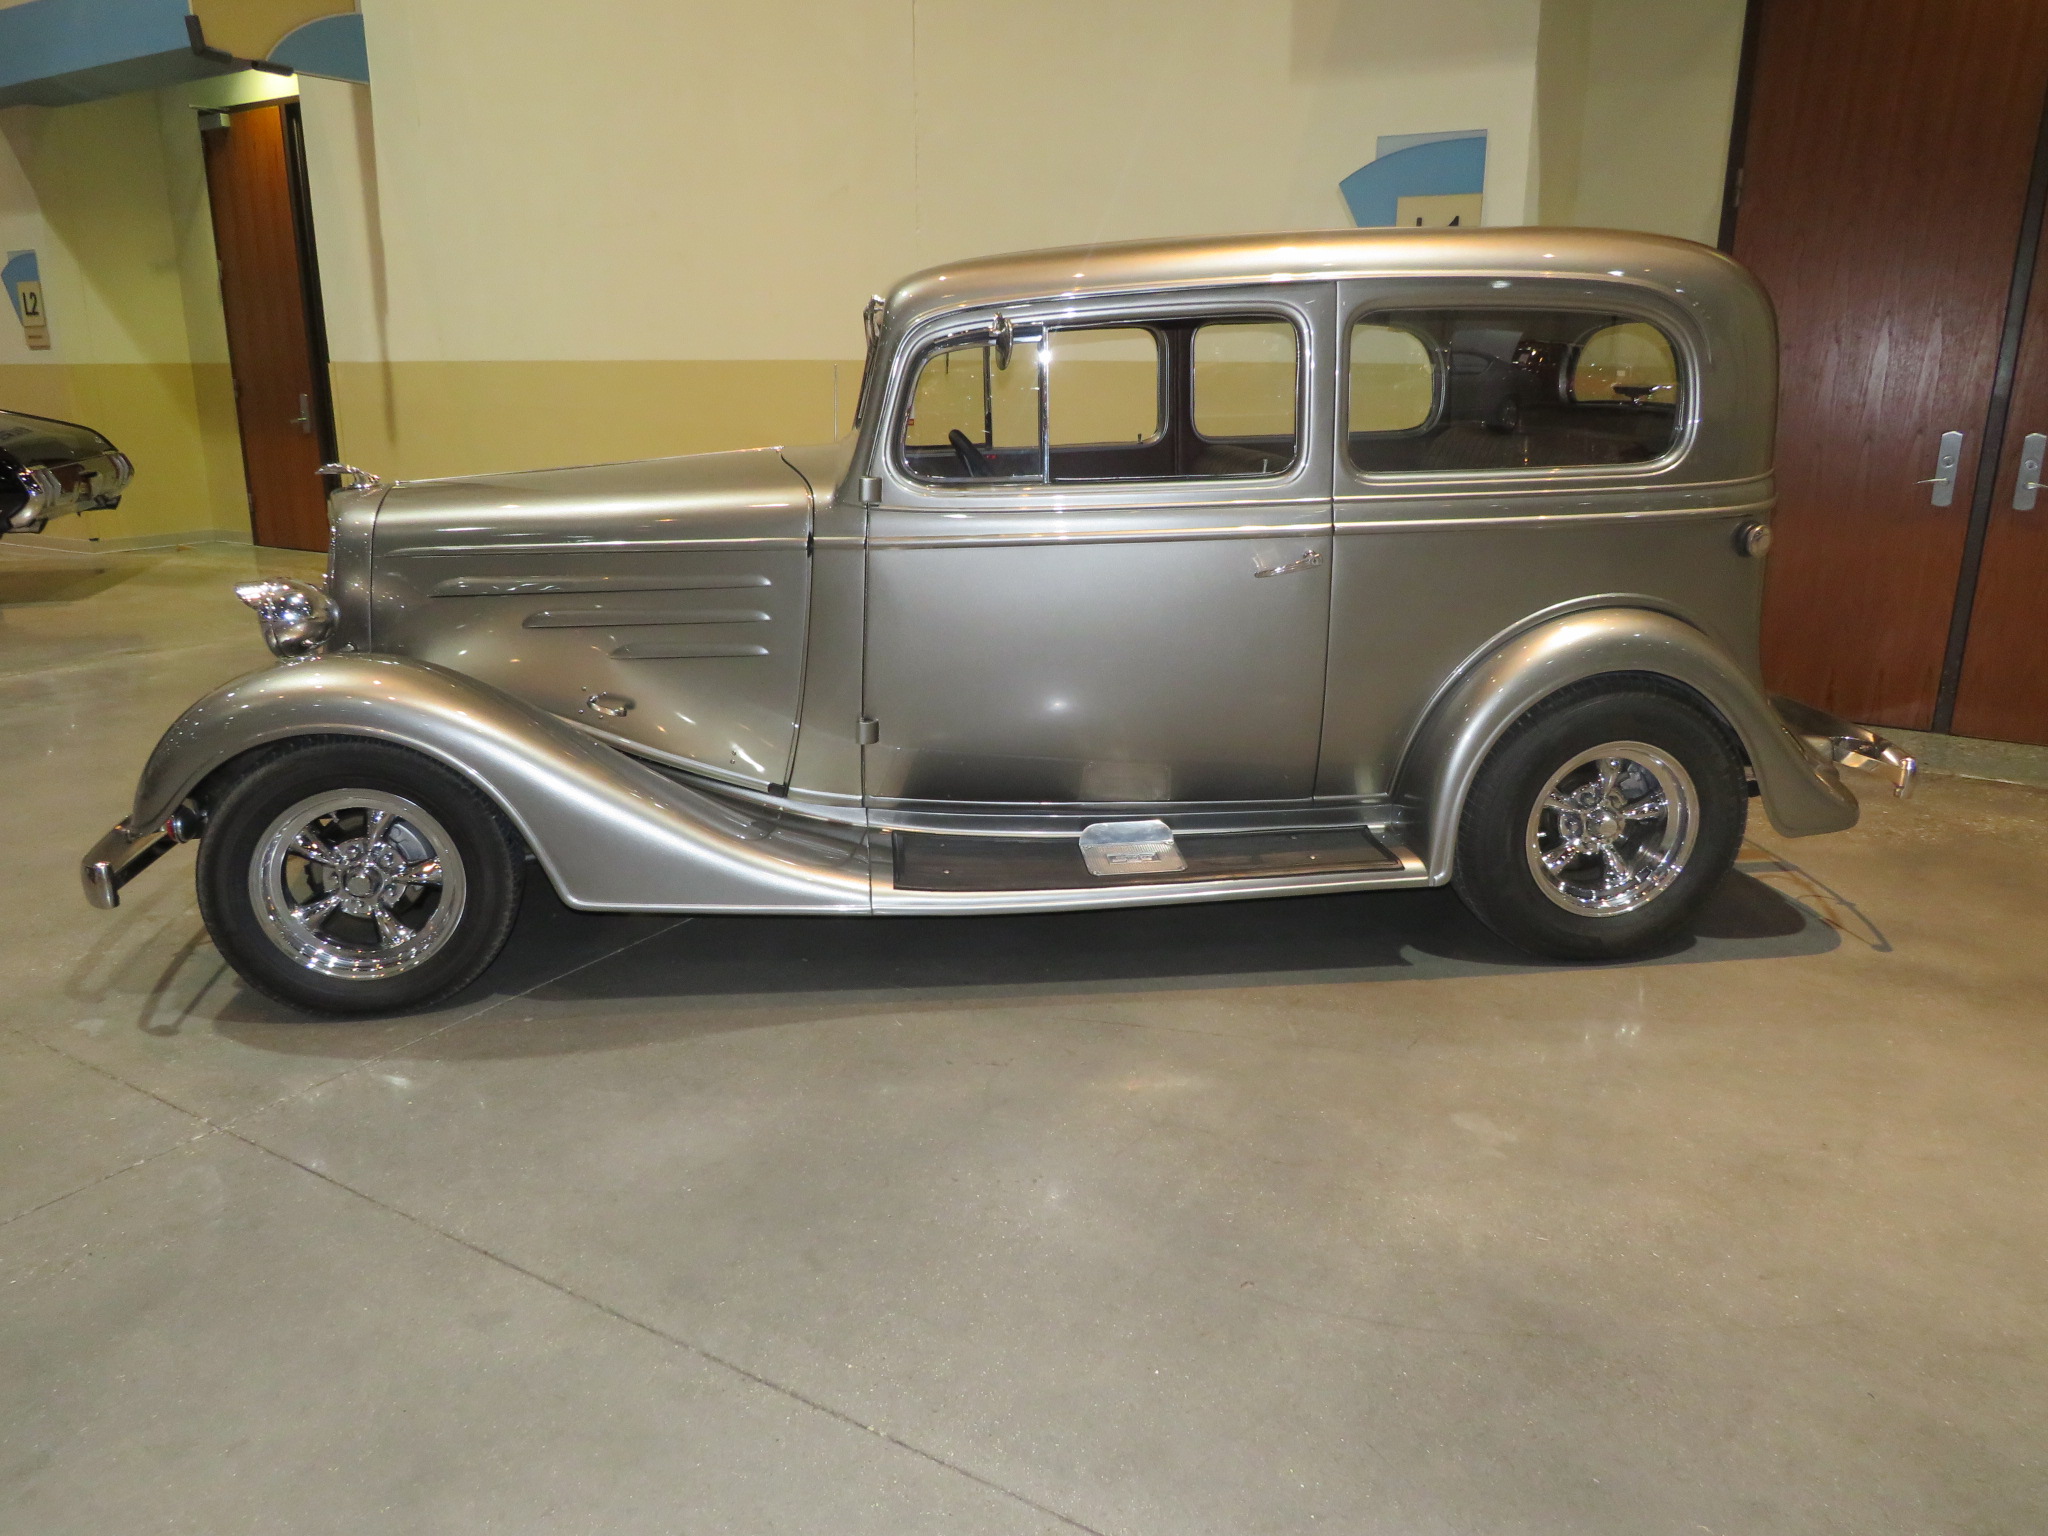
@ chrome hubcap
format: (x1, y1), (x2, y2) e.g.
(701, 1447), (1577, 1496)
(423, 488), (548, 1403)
(1525, 740), (1698, 916)
(249, 790), (467, 979)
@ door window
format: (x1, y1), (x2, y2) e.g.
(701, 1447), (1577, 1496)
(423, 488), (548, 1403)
(904, 333), (1044, 483)
(1193, 320), (1299, 477)
(1047, 327), (1162, 449)
(1345, 308), (1683, 474)
(901, 312), (1301, 485)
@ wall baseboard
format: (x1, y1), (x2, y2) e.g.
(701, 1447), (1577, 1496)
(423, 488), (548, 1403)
(3, 527), (255, 555)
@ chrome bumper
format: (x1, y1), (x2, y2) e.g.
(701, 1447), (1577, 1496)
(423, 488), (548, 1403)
(81, 820), (176, 910)
(1771, 696), (1918, 800)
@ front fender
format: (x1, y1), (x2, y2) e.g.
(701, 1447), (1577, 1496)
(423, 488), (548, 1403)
(133, 655), (870, 912)
(1394, 608), (1858, 882)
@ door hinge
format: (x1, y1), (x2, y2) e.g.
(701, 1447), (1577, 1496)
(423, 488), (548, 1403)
(856, 716), (880, 745)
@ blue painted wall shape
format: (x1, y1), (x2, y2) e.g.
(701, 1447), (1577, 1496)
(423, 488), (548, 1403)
(1340, 130), (1488, 228)
(0, 0), (238, 109)
(3, 250), (40, 321)
(270, 13), (370, 84)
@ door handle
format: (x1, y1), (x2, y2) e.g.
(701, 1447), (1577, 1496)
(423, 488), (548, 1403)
(1917, 429), (1964, 506)
(289, 393), (312, 435)
(1254, 548), (1323, 578)
(2014, 432), (2046, 510)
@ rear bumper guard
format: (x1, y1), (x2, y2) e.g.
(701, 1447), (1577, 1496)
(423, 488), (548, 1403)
(1771, 695), (1918, 800)
(81, 820), (176, 910)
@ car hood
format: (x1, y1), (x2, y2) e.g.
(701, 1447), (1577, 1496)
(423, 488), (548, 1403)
(374, 445), (820, 532)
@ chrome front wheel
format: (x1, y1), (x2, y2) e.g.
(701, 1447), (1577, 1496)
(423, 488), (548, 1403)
(198, 742), (522, 1015)
(1524, 741), (1699, 916)
(249, 790), (469, 978)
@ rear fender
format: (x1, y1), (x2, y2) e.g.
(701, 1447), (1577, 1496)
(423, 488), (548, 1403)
(1393, 608), (1857, 882)
(133, 655), (870, 912)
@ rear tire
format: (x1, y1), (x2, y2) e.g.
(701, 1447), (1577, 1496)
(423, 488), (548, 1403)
(1451, 685), (1745, 961)
(196, 741), (523, 1015)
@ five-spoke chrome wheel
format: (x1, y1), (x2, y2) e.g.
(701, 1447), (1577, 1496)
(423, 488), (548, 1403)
(248, 790), (468, 979)
(1524, 740), (1698, 916)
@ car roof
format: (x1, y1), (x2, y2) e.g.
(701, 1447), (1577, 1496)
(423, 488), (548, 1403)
(883, 226), (1759, 336)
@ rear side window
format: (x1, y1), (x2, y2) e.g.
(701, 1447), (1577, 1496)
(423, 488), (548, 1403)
(901, 313), (1301, 485)
(1345, 309), (1683, 474)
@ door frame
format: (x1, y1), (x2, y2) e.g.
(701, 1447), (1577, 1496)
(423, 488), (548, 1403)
(859, 281), (1339, 810)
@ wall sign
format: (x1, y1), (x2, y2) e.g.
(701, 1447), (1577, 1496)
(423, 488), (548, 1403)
(1340, 131), (1488, 228)
(4, 249), (50, 350)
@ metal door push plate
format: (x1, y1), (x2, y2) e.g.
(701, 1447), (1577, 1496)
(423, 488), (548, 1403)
(1078, 819), (1187, 877)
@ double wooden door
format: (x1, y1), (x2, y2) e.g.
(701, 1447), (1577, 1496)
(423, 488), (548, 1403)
(1734, 0), (2048, 744)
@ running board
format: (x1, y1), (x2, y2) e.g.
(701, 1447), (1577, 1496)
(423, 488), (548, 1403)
(894, 823), (1406, 893)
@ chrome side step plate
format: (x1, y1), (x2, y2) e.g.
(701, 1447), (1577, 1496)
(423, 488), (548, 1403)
(891, 822), (1412, 896)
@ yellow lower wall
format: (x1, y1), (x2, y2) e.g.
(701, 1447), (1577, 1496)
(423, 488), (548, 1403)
(0, 362), (250, 543)
(328, 360), (868, 483)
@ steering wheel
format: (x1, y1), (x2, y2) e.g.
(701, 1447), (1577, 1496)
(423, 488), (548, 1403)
(948, 429), (995, 479)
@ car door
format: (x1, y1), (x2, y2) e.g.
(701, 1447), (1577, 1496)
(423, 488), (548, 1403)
(1318, 276), (1738, 801)
(863, 283), (1335, 809)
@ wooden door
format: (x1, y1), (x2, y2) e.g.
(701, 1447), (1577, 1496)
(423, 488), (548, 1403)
(1733, 0), (2048, 729)
(1953, 220), (2048, 744)
(202, 102), (335, 553)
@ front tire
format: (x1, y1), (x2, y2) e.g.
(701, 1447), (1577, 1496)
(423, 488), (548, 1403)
(1452, 684), (1746, 961)
(197, 741), (524, 1014)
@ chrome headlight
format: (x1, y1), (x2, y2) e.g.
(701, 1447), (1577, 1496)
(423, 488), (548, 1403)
(234, 578), (336, 660)
(7, 465), (60, 530)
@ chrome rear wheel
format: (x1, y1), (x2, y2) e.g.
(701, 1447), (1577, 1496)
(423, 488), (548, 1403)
(1524, 741), (1698, 916)
(1453, 686), (1744, 961)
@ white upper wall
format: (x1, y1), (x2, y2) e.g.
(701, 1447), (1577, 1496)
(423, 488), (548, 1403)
(1536, 0), (1747, 247)
(348, 0), (1545, 364)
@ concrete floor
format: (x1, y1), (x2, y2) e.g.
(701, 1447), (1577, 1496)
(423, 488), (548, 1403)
(3, 542), (2045, 1536)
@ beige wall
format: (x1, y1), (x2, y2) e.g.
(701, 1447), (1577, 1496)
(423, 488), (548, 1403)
(0, 94), (248, 543)
(1535, 0), (1748, 245)
(4, 2), (1748, 536)
(191, 0), (353, 62)
(0, 70), (313, 546)
(314, 0), (1551, 480)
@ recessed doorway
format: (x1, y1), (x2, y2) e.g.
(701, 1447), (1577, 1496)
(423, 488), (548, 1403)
(200, 100), (337, 553)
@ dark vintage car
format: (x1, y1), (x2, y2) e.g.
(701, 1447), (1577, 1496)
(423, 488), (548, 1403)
(0, 409), (132, 536)
(82, 228), (1914, 1015)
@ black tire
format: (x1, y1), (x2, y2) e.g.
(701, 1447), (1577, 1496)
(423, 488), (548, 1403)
(1451, 683), (1746, 961)
(196, 741), (524, 1015)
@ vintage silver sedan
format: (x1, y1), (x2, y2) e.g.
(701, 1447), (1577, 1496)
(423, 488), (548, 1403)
(83, 228), (1913, 1014)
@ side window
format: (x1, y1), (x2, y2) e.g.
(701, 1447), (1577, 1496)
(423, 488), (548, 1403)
(1192, 320), (1299, 476)
(903, 333), (1044, 483)
(1345, 308), (1684, 475)
(1348, 323), (1435, 434)
(1570, 321), (1680, 408)
(1047, 327), (1161, 449)
(900, 311), (1302, 487)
